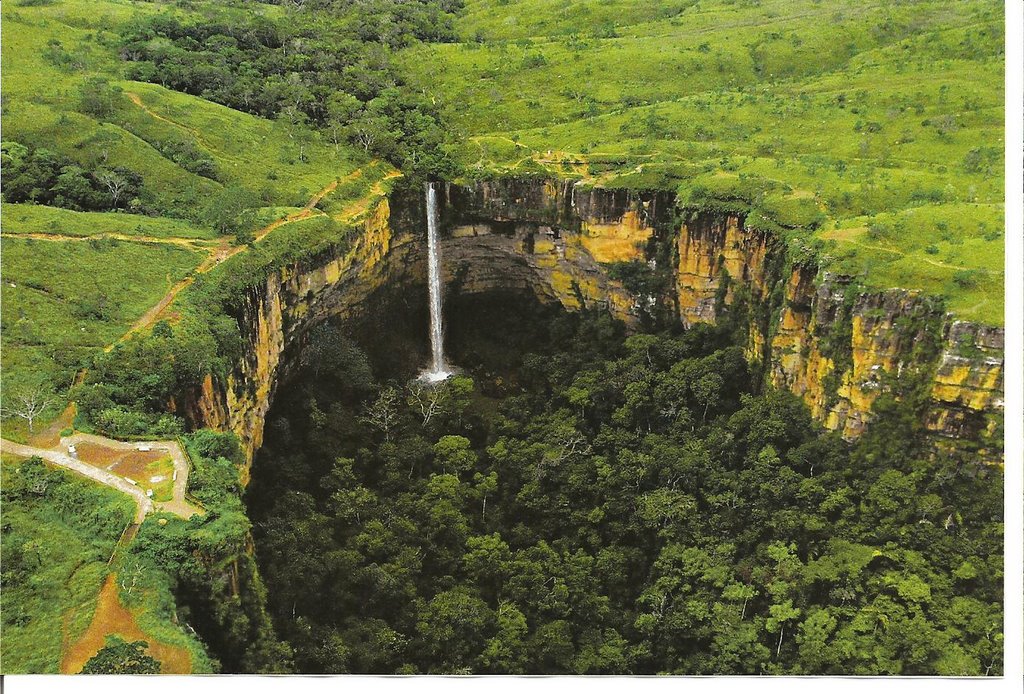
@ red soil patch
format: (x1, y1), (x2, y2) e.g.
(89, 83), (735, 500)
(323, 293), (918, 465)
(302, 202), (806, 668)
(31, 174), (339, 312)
(28, 402), (76, 448)
(61, 573), (192, 674)
(75, 442), (163, 473)
(110, 452), (170, 481)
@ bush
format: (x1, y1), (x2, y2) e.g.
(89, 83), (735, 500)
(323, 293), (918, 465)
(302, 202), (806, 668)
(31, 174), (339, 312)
(77, 77), (122, 119)
(952, 270), (979, 289)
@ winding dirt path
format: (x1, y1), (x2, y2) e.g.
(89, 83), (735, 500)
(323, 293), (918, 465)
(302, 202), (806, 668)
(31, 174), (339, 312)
(61, 573), (193, 674)
(113, 164), (388, 345)
(335, 169), (402, 221)
(113, 175), (345, 343)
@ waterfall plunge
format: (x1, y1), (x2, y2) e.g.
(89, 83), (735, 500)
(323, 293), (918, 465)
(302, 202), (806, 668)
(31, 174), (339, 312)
(421, 182), (451, 383)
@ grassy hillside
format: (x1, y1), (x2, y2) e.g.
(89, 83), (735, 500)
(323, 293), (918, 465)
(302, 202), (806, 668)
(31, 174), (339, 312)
(0, 0), (369, 426)
(399, 0), (1005, 324)
(1, 0), (352, 211)
(1, 203), (215, 240)
(0, 455), (134, 673)
(0, 237), (203, 420)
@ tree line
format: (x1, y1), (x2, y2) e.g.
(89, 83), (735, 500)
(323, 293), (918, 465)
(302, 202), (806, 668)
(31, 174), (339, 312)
(116, 0), (464, 179)
(1, 141), (143, 213)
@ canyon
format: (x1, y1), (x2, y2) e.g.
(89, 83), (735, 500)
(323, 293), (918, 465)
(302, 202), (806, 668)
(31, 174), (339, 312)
(182, 177), (1004, 471)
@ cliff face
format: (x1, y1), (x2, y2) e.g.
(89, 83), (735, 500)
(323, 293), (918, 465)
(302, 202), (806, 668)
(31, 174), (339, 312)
(186, 177), (1003, 469)
(676, 210), (1002, 445)
(676, 212), (776, 324)
(185, 200), (421, 472)
(184, 181), (672, 470)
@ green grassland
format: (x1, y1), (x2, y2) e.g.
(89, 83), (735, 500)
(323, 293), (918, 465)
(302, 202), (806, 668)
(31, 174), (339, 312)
(0, 237), (203, 396)
(0, 456), (134, 673)
(1, 0), (356, 214)
(1, 203), (216, 240)
(400, 0), (1004, 324)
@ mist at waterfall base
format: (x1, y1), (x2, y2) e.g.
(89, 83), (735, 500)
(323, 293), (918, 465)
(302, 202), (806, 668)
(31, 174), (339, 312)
(421, 182), (452, 384)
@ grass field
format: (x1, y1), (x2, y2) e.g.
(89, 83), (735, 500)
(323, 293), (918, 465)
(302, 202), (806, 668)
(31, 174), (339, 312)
(0, 456), (134, 673)
(2, 203), (216, 240)
(1, 0), (357, 215)
(0, 237), (204, 400)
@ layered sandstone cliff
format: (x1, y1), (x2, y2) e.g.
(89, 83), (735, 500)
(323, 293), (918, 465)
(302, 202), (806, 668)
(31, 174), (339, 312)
(185, 177), (1004, 470)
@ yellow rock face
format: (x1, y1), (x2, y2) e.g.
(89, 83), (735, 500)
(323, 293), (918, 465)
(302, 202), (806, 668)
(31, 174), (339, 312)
(931, 361), (1003, 410)
(579, 210), (649, 264)
(190, 189), (655, 471)
(676, 214), (770, 324)
(191, 197), (417, 473)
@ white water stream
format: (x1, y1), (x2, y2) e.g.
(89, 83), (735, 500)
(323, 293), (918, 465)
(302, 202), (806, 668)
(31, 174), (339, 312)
(422, 182), (451, 382)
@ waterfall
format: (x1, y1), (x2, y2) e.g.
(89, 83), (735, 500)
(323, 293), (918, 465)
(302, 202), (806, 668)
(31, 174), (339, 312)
(423, 182), (451, 382)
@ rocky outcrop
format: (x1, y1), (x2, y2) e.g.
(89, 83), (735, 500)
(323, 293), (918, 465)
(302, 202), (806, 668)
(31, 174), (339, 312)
(185, 177), (1004, 469)
(926, 322), (1004, 439)
(675, 211), (776, 324)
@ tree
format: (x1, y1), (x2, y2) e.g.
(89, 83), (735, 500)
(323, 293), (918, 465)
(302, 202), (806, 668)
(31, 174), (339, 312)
(767, 599), (801, 658)
(361, 386), (399, 441)
(433, 435), (476, 475)
(691, 371), (723, 423)
(78, 77), (122, 119)
(416, 588), (495, 673)
(349, 108), (397, 156)
(479, 601), (528, 673)
(51, 165), (99, 210)
(796, 608), (838, 672)
(2, 382), (55, 433)
(80, 637), (160, 674)
(95, 168), (130, 209)
(407, 380), (449, 426)
(203, 185), (259, 237)
(325, 92), (362, 154)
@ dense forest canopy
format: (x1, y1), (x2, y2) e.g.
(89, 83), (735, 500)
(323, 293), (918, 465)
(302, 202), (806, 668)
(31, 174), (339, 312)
(246, 296), (1002, 675)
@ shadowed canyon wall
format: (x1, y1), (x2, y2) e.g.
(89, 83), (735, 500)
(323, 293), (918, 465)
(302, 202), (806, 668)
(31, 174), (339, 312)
(184, 177), (1004, 471)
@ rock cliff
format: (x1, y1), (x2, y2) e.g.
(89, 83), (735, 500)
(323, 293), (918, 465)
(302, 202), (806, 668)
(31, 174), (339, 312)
(185, 177), (1004, 470)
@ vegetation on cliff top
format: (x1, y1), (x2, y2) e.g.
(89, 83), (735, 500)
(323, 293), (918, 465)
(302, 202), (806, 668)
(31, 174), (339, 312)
(401, 0), (1004, 324)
